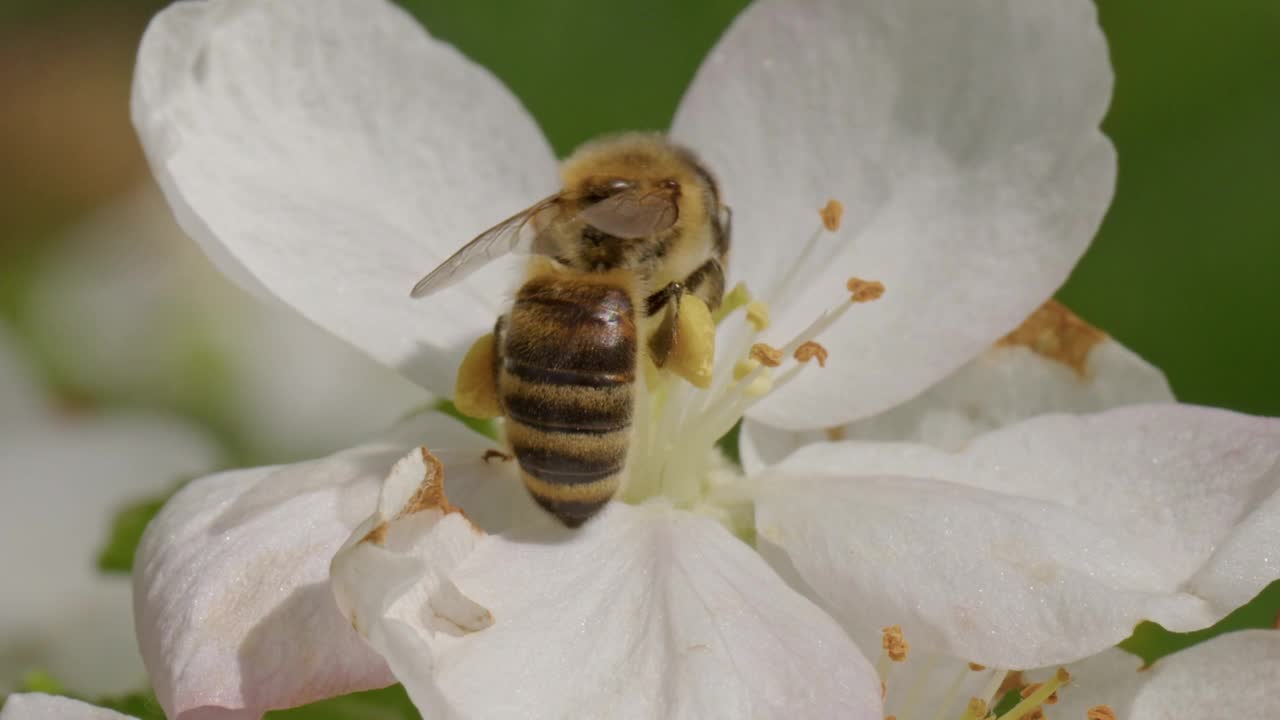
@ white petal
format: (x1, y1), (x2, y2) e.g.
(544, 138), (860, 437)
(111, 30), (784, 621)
(673, 0), (1115, 429)
(0, 414), (219, 696)
(0, 694), (136, 720)
(335, 485), (882, 720)
(1052, 631), (1280, 720)
(133, 0), (557, 396)
(1128, 630), (1280, 719)
(755, 405), (1280, 667)
(133, 412), (500, 719)
(25, 186), (429, 461)
(742, 317), (1173, 471)
(0, 321), (45, 428)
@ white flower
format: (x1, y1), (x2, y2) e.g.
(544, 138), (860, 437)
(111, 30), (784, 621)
(9, 630), (1278, 720)
(21, 186), (428, 463)
(0, 323), (221, 696)
(128, 0), (1280, 718)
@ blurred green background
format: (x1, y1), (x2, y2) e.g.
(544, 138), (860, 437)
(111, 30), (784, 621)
(1, 0), (1277, 714)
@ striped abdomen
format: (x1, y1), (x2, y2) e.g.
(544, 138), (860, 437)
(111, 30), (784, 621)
(498, 273), (637, 527)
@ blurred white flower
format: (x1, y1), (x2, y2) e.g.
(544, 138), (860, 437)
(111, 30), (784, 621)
(124, 0), (1279, 718)
(0, 323), (221, 696)
(22, 186), (428, 463)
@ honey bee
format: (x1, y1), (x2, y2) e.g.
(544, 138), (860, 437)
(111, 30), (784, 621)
(411, 133), (730, 527)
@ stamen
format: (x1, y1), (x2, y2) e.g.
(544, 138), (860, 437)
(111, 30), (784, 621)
(820, 199), (845, 232)
(746, 300), (771, 331)
(882, 625), (910, 662)
(1086, 706), (1116, 720)
(749, 343), (784, 368)
(995, 668), (1069, 720)
(958, 699), (987, 720)
(978, 670), (1010, 710)
(745, 372), (774, 397)
(997, 671), (1026, 697)
(794, 340), (829, 367)
(848, 276), (886, 303)
(825, 426), (847, 441)
(733, 358), (760, 380)
(1019, 683), (1058, 706)
(968, 663), (986, 672)
(711, 282), (751, 325)
(930, 664), (973, 720)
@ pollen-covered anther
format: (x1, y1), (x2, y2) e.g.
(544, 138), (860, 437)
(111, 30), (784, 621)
(746, 300), (771, 331)
(959, 698), (987, 720)
(847, 277), (886, 303)
(881, 625), (909, 662)
(1086, 706), (1116, 720)
(794, 340), (829, 367)
(749, 343), (784, 368)
(968, 662), (986, 672)
(995, 668), (1070, 720)
(820, 199), (844, 232)
(1020, 682), (1059, 705)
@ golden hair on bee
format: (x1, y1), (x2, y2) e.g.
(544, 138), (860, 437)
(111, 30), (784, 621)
(548, 132), (728, 296)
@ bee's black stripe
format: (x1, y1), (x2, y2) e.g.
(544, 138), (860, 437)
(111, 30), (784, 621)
(502, 392), (632, 434)
(528, 494), (611, 529)
(513, 445), (624, 485)
(503, 360), (633, 387)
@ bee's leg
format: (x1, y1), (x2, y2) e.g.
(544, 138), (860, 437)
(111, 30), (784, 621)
(645, 281), (715, 389)
(681, 258), (726, 314)
(646, 281), (683, 369)
(453, 317), (505, 419)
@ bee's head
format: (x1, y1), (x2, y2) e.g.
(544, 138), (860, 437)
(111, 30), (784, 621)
(560, 133), (718, 240)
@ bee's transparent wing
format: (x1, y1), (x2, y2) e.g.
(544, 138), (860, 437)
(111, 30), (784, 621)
(575, 188), (679, 239)
(410, 194), (562, 299)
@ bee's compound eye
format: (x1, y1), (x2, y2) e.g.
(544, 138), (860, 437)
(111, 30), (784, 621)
(584, 178), (634, 203)
(606, 178), (633, 193)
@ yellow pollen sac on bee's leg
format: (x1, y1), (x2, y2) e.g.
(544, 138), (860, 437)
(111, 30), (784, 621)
(667, 294), (716, 389)
(453, 332), (502, 419)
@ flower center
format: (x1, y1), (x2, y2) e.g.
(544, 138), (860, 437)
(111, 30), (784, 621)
(622, 199), (883, 530)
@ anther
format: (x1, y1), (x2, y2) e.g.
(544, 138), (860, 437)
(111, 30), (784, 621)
(1086, 706), (1116, 720)
(995, 668), (1069, 720)
(820, 199), (845, 232)
(713, 282), (752, 324)
(881, 625), (909, 662)
(968, 662), (986, 672)
(959, 698), (987, 720)
(1020, 682), (1058, 705)
(847, 277), (886, 303)
(997, 671), (1026, 697)
(746, 300), (771, 331)
(733, 358), (760, 380)
(745, 373), (773, 397)
(750, 343), (784, 368)
(794, 340), (829, 367)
